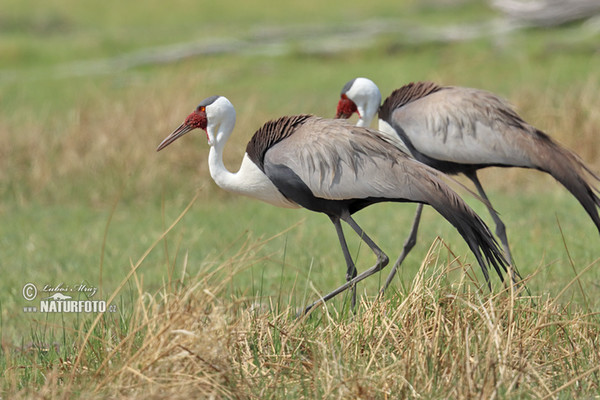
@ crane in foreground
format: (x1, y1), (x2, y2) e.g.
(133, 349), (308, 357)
(336, 77), (600, 290)
(157, 95), (508, 314)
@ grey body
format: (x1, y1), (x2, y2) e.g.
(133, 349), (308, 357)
(158, 96), (508, 314)
(247, 115), (507, 308)
(379, 82), (600, 229)
(359, 81), (600, 287)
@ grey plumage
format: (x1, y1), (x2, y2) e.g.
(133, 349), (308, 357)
(250, 116), (507, 287)
(158, 96), (509, 314)
(381, 82), (600, 231)
(338, 78), (600, 290)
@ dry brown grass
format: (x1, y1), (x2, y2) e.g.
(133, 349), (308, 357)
(2, 75), (599, 208)
(516, 77), (600, 166)
(10, 237), (598, 399)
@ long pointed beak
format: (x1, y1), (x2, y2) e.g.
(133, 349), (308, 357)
(156, 123), (194, 151)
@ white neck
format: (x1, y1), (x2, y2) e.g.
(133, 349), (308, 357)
(356, 108), (375, 128)
(206, 123), (299, 209)
(206, 115), (236, 190)
(207, 140), (235, 191)
(347, 78), (381, 129)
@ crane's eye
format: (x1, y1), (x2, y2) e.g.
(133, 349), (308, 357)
(197, 106), (206, 113)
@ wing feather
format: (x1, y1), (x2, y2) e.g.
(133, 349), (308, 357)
(389, 86), (541, 167)
(264, 117), (438, 202)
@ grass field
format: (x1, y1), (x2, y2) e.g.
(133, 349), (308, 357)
(1, 0), (600, 398)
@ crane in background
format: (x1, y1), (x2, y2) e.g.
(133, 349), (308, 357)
(336, 77), (600, 290)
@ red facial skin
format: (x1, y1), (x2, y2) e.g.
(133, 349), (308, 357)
(185, 108), (208, 130)
(185, 107), (208, 140)
(156, 106), (211, 151)
(335, 94), (358, 119)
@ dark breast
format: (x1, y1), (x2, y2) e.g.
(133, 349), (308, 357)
(246, 114), (313, 172)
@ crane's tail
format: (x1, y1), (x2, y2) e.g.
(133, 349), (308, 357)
(532, 136), (600, 234)
(425, 179), (509, 289)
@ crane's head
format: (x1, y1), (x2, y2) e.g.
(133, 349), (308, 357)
(157, 95), (236, 151)
(335, 77), (381, 128)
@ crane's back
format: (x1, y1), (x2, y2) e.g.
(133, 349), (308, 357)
(384, 84), (548, 169)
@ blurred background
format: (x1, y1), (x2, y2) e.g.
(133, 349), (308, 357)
(1, 0), (599, 340)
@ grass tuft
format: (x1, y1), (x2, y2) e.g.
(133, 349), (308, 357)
(6, 237), (598, 399)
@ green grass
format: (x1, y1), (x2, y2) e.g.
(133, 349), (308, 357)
(1, 0), (600, 397)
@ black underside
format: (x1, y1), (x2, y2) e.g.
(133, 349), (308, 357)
(264, 162), (418, 217)
(265, 160), (509, 284)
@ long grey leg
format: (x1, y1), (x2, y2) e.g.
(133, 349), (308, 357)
(330, 216), (357, 309)
(381, 203), (423, 293)
(302, 214), (389, 315)
(465, 171), (519, 285)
